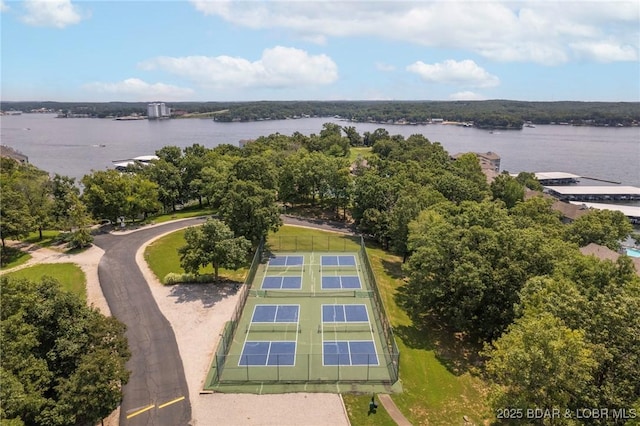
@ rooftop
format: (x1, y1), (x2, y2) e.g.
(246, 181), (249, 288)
(569, 202), (640, 218)
(545, 186), (640, 195)
(534, 172), (581, 180)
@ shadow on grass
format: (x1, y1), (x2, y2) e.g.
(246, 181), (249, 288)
(167, 280), (241, 308)
(394, 283), (483, 377)
(0, 246), (30, 268)
(381, 258), (404, 280)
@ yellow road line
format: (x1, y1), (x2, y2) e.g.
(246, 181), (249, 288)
(158, 396), (185, 409)
(126, 404), (155, 419)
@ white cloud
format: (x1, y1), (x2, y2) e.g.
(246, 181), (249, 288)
(1, 0), (9, 13)
(449, 91), (485, 101)
(83, 78), (194, 101)
(190, 1), (639, 65)
(570, 41), (638, 62)
(407, 59), (500, 88)
(139, 46), (338, 89)
(21, 0), (85, 28)
(375, 62), (396, 72)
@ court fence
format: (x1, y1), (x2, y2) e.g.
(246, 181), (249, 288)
(358, 236), (400, 383)
(210, 235), (400, 386)
(213, 238), (264, 382)
(267, 235), (361, 252)
(214, 352), (398, 384)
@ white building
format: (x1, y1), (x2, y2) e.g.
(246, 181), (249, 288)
(147, 102), (171, 119)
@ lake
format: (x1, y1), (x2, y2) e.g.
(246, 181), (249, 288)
(1, 114), (639, 186)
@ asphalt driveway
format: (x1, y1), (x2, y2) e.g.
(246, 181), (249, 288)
(94, 217), (206, 425)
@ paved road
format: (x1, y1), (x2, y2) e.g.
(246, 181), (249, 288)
(94, 217), (206, 426)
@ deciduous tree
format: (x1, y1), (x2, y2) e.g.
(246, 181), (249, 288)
(178, 219), (251, 279)
(220, 180), (282, 244)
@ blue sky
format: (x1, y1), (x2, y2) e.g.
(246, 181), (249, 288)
(1, 0), (639, 102)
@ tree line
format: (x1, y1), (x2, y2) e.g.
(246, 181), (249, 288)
(4, 100), (639, 127)
(2, 122), (639, 423)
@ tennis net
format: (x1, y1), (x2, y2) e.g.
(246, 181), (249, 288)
(250, 289), (374, 298)
(318, 323), (373, 333)
(246, 323), (301, 333)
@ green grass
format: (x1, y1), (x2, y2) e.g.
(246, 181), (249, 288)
(4, 263), (86, 300)
(144, 229), (246, 284)
(0, 247), (32, 270)
(143, 206), (215, 225)
(24, 230), (61, 248)
(349, 147), (373, 163)
(342, 394), (397, 426)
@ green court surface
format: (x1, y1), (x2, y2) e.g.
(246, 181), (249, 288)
(204, 240), (400, 394)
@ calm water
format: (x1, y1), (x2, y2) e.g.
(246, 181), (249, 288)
(1, 114), (639, 186)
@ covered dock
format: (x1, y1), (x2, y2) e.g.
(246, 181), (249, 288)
(544, 186), (640, 202)
(569, 202), (640, 224)
(534, 172), (581, 185)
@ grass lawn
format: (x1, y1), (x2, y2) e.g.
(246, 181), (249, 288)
(143, 206), (215, 225)
(144, 223), (491, 423)
(24, 230), (61, 248)
(0, 247), (32, 270)
(349, 146), (373, 163)
(342, 394), (397, 426)
(4, 263), (86, 300)
(144, 228), (246, 284)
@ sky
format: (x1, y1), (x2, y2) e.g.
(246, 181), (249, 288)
(1, 0), (639, 102)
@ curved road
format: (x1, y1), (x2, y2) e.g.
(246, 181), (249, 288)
(93, 215), (354, 425)
(94, 217), (205, 425)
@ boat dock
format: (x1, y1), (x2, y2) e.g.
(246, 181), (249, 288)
(544, 186), (640, 202)
(569, 202), (640, 225)
(534, 172), (581, 185)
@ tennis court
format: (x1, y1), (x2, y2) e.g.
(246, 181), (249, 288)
(206, 238), (400, 393)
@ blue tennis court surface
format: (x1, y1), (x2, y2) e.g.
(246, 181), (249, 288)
(322, 304), (369, 322)
(239, 341), (296, 366)
(252, 305), (299, 323)
(323, 341), (378, 366)
(321, 255), (356, 266)
(262, 276), (302, 289)
(268, 255), (304, 266)
(321, 276), (361, 289)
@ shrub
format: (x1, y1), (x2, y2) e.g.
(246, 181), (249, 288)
(163, 272), (215, 285)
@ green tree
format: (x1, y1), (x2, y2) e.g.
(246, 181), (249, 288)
(566, 208), (632, 250)
(520, 255), (640, 413)
(219, 180), (282, 244)
(231, 155), (279, 190)
(0, 188), (34, 247)
(0, 276), (130, 425)
(490, 172), (525, 208)
(401, 200), (570, 341)
(483, 313), (598, 416)
(181, 144), (210, 207)
(12, 164), (54, 240)
(81, 170), (160, 222)
(51, 174), (90, 232)
(178, 218), (251, 279)
(515, 171), (543, 191)
(342, 125), (363, 146)
(142, 159), (182, 212)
